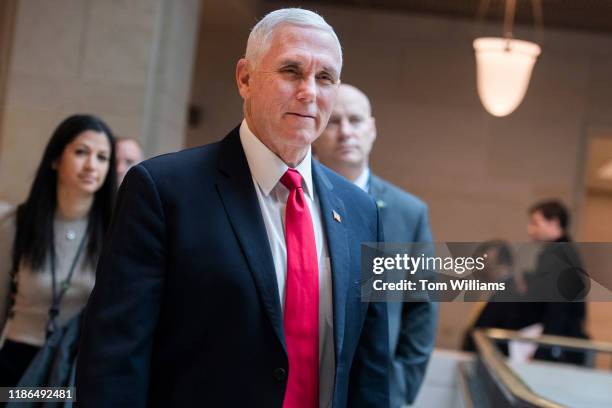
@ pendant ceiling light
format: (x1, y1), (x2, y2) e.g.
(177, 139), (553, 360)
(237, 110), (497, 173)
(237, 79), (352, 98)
(473, 0), (542, 117)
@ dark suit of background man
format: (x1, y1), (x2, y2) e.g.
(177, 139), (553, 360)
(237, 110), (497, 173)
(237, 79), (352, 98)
(314, 84), (438, 408)
(76, 9), (389, 408)
(526, 200), (588, 365)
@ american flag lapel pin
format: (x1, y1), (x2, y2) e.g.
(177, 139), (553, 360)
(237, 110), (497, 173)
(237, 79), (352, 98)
(333, 210), (342, 223)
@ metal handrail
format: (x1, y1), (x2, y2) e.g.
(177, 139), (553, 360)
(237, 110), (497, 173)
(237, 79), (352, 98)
(457, 362), (475, 408)
(472, 329), (566, 408)
(483, 327), (612, 354)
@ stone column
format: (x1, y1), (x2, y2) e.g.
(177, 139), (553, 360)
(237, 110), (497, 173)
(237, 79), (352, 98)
(185, 0), (258, 148)
(0, 0), (17, 163)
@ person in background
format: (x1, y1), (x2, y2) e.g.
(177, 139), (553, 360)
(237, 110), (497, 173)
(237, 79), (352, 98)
(0, 114), (116, 386)
(314, 83), (437, 407)
(526, 199), (589, 365)
(527, 200), (571, 242)
(115, 136), (143, 185)
(461, 240), (526, 353)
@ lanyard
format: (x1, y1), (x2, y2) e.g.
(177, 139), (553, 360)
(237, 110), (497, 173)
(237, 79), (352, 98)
(45, 232), (88, 339)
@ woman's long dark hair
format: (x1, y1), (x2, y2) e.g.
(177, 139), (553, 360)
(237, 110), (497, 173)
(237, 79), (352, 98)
(12, 114), (117, 272)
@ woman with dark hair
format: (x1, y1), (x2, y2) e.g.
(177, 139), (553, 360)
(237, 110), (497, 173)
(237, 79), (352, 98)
(0, 114), (116, 386)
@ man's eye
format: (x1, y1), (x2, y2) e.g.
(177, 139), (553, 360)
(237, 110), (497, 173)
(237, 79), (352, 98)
(317, 74), (334, 83)
(98, 155), (109, 162)
(75, 149), (87, 155)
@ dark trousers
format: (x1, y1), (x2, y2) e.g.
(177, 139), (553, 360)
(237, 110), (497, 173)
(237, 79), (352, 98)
(0, 340), (40, 387)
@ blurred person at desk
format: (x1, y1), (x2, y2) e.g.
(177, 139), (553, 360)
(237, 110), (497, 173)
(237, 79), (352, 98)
(461, 240), (527, 353)
(463, 201), (589, 366)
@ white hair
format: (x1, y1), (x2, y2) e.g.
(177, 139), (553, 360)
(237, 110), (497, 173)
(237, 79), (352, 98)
(245, 8), (343, 68)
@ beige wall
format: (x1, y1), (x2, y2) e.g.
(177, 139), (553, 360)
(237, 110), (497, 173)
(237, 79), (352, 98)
(579, 190), (612, 347)
(142, 0), (201, 156)
(0, 0), (200, 204)
(0, 0), (17, 165)
(577, 134), (612, 348)
(185, 0), (257, 147)
(187, 3), (612, 349)
(580, 192), (612, 242)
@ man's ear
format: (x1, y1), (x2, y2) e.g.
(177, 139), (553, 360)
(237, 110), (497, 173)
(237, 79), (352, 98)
(370, 116), (377, 143)
(236, 59), (251, 99)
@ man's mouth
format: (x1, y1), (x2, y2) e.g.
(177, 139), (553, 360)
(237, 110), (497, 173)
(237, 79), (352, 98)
(338, 145), (358, 152)
(337, 147), (360, 157)
(287, 112), (316, 119)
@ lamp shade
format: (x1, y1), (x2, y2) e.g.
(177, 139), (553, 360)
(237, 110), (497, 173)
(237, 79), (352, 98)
(473, 37), (541, 117)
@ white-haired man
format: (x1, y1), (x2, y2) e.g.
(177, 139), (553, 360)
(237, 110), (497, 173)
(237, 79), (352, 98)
(77, 9), (389, 408)
(314, 84), (438, 407)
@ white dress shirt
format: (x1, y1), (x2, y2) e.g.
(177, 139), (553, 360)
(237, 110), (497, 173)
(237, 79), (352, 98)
(354, 167), (370, 192)
(239, 120), (335, 408)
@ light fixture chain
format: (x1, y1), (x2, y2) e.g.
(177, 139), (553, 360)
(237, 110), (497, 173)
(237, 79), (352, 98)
(532, 0), (544, 47)
(503, 0), (517, 40)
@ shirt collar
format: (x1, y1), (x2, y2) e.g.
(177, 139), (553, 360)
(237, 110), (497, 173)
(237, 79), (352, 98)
(354, 167), (370, 192)
(239, 119), (314, 199)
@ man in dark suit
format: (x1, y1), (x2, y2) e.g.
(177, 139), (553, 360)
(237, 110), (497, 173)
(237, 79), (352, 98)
(526, 200), (588, 365)
(314, 84), (438, 407)
(76, 9), (389, 408)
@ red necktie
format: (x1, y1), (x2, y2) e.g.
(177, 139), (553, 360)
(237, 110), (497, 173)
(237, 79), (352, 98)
(281, 168), (319, 408)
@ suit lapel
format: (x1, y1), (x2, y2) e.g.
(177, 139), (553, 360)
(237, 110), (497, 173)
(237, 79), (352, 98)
(368, 174), (382, 196)
(312, 162), (350, 363)
(368, 174), (388, 215)
(215, 129), (286, 351)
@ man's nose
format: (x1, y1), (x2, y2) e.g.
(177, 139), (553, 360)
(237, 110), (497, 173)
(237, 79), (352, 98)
(339, 118), (352, 138)
(296, 76), (316, 103)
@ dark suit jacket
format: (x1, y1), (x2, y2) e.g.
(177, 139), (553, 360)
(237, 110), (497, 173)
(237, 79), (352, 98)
(528, 236), (588, 365)
(369, 175), (438, 407)
(76, 128), (389, 408)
